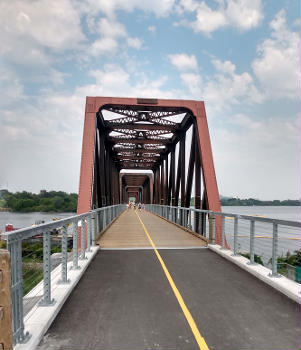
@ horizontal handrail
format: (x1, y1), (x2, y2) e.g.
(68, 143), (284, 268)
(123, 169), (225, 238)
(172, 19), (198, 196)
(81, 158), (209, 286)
(149, 204), (301, 228)
(1, 205), (121, 242)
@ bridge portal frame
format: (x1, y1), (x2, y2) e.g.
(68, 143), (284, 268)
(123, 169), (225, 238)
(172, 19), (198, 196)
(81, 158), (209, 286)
(77, 96), (222, 242)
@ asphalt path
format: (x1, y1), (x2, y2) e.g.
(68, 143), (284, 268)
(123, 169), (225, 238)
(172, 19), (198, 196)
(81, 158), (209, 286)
(37, 248), (300, 350)
(37, 211), (301, 350)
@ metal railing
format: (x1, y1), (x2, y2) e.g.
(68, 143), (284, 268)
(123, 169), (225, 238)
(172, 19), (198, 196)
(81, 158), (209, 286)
(1, 204), (125, 345)
(146, 204), (301, 280)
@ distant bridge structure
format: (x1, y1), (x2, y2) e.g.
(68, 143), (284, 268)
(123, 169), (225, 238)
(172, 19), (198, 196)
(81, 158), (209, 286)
(77, 97), (222, 242)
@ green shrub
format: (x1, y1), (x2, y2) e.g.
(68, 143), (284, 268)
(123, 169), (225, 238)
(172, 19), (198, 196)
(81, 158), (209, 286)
(240, 252), (264, 265)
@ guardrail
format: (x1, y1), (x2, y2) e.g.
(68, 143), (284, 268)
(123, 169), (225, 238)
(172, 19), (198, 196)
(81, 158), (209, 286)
(146, 204), (301, 281)
(1, 204), (125, 345)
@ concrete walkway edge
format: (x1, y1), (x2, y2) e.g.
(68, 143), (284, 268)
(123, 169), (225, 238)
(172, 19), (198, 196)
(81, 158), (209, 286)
(15, 246), (99, 350)
(208, 244), (301, 304)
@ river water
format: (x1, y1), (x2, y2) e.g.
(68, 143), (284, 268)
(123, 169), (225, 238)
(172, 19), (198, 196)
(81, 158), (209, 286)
(0, 206), (299, 232)
(0, 212), (74, 233)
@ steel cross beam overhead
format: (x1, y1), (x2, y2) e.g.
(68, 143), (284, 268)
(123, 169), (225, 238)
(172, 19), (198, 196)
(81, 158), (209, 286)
(77, 97), (223, 244)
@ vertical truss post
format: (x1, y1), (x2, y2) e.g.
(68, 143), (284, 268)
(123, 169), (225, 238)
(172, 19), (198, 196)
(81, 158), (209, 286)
(195, 104), (222, 244)
(157, 168), (161, 204)
(194, 125), (201, 234)
(160, 163), (164, 204)
(175, 133), (184, 208)
(180, 134), (186, 210)
(164, 156), (168, 204)
(168, 147), (175, 205)
(185, 126), (196, 208)
(99, 130), (106, 207)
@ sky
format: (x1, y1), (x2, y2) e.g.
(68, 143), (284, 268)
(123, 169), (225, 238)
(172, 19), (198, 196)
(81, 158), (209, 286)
(0, 0), (300, 200)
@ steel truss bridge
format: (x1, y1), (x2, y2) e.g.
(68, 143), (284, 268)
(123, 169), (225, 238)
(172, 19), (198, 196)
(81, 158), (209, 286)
(77, 96), (222, 242)
(1, 97), (300, 350)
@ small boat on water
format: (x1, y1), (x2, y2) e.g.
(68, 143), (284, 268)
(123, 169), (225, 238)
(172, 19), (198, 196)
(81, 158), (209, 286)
(5, 223), (20, 232)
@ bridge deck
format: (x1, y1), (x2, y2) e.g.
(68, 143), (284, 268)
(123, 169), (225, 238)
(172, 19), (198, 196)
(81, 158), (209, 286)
(37, 210), (300, 350)
(98, 209), (206, 249)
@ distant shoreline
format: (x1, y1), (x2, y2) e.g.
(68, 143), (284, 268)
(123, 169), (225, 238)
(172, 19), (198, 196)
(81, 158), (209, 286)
(220, 198), (301, 206)
(222, 204), (301, 206)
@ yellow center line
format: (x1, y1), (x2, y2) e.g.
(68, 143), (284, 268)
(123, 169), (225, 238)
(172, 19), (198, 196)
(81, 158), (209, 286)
(135, 211), (209, 350)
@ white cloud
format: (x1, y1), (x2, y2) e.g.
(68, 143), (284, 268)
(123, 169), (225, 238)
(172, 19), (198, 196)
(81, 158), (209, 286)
(0, 64), (179, 192)
(127, 37), (143, 49)
(0, 0), (85, 63)
(75, 0), (175, 18)
(192, 2), (227, 34)
(48, 69), (68, 85)
(90, 37), (118, 56)
(170, 55), (262, 111)
(177, 0), (263, 35)
(231, 113), (261, 130)
(90, 17), (143, 56)
(252, 10), (301, 100)
(212, 59), (236, 75)
(97, 17), (127, 38)
(180, 73), (202, 97)
(168, 53), (198, 71)
(212, 114), (301, 199)
(87, 64), (174, 98)
(148, 26), (157, 34)
(203, 59), (263, 111)
(0, 69), (26, 107)
(225, 0), (263, 30)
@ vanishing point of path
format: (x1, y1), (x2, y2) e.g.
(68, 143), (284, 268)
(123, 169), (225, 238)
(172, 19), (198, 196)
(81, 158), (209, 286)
(37, 209), (301, 350)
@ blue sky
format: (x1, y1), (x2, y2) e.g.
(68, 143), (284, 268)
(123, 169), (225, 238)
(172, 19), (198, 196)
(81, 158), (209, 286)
(0, 0), (300, 200)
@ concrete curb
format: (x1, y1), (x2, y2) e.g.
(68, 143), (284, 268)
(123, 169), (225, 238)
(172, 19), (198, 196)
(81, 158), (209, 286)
(15, 246), (99, 350)
(208, 244), (301, 304)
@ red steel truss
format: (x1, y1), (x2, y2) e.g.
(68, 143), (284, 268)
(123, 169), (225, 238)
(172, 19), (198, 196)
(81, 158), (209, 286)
(77, 97), (222, 242)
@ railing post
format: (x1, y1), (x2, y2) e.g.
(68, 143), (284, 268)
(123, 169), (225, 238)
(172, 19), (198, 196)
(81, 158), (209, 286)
(86, 215), (92, 252)
(103, 209), (106, 229)
(71, 221), (80, 270)
(58, 225), (70, 284)
(181, 208), (184, 227)
(0, 249), (13, 350)
(80, 218), (87, 260)
(188, 209), (192, 230)
(39, 231), (55, 306)
(269, 222), (280, 277)
(232, 215), (239, 256)
(91, 214), (96, 246)
(248, 220), (256, 265)
(209, 213), (215, 244)
(202, 212), (207, 237)
(220, 215), (226, 250)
